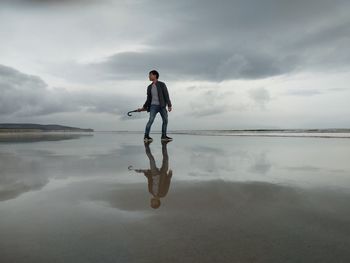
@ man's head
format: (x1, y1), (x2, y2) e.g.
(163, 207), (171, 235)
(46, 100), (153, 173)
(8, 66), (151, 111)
(150, 197), (161, 209)
(149, 70), (159, 81)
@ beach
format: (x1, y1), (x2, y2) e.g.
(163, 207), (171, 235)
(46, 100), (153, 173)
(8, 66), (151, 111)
(0, 132), (350, 262)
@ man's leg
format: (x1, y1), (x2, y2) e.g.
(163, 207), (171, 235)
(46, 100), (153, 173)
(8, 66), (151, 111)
(145, 105), (158, 136)
(160, 142), (169, 174)
(159, 106), (168, 136)
(144, 143), (157, 171)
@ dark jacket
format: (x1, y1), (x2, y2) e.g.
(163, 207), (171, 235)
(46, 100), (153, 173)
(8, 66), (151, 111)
(145, 171), (173, 198)
(143, 80), (172, 112)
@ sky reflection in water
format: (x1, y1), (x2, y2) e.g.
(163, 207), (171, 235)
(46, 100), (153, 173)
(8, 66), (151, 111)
(1, 133), (350, 263)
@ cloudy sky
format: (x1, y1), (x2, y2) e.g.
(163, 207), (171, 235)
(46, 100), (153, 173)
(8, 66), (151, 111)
(1, 0), (350, 131)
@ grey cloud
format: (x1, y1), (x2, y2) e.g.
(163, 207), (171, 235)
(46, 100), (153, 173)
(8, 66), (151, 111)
(64, 0), (350, 82)
(186, 85), (198, 91)
(249, 152), (272, 175)
(0, 64), (71, 116)
(286, 87), (347, 97)
(248, 87), (271, 109)
(287, 89), (323, 96)
(3, 0), (350, 83)
(4, 0), (99, 5)
(85, 49), (298, 82)
(290, 20), (350, 50)
(189, 89), (236, 117)
(189, 106), (228, 118)
(287, 19), (350, 72)
(75, 92), (145, 121)
(0, 140), (144, 201)
(284, 165), (348, 174)
(0, 152), (49, 201)
(0, 64), (142, 119)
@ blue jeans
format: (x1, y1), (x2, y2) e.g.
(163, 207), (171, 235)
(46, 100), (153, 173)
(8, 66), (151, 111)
(145, 104), (168, 136)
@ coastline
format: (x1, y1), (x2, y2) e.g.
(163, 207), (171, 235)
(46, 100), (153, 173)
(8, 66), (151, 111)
(98, 130), (350, 138)
(0, 131), (94, 135)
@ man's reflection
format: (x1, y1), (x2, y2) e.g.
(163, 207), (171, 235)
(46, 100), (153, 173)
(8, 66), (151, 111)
(129, 141), (172, 209)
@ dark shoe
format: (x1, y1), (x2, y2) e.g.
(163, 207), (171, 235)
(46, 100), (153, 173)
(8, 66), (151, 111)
(144, 135), (153, 142)
(161, 135), (173, 141)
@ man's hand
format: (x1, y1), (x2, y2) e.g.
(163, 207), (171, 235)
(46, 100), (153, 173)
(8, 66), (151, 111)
(168, 106), (172, 112)
(137, 107), (145, 112)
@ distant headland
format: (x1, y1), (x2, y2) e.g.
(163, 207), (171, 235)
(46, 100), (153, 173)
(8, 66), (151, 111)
(0, 123), (94, 133)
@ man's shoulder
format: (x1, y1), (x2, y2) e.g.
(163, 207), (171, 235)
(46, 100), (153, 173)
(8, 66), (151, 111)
(147, 80), (166, 87)
(157, 81), (167, 88)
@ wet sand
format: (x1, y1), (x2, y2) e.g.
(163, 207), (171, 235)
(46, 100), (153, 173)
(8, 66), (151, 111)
(0, 132), (350, 262)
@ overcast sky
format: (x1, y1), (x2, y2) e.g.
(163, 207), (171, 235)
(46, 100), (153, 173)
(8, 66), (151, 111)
(1, 0), (350, 131)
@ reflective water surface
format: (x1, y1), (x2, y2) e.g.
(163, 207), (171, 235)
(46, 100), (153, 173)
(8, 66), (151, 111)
(1, 132), (350, 262)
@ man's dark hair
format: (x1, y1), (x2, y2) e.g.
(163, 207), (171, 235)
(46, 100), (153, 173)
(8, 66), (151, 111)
(149, 70), (159, 79)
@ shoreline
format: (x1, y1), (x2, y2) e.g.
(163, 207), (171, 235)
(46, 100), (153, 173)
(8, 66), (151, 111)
(1, 130), (350, 139)
(0, 131), (94, 136)
(95, 130), (350, 138)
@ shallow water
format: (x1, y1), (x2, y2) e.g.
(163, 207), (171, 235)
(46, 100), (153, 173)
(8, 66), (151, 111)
(1, 132), (350, 262)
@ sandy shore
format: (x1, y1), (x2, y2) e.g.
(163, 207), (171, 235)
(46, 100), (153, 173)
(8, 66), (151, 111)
(0, 132), (349, 262)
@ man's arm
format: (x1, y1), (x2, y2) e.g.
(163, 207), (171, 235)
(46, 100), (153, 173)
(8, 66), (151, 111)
(141, 86), (151, 110)
(163, 83), (172, 108)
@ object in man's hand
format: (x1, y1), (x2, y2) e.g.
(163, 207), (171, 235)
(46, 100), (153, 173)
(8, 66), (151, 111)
(127, 107), (146, 116)
(127, 110), (138, 116)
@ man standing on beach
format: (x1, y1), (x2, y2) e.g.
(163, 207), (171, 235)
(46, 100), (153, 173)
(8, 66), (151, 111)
(138, 70), (173, 142)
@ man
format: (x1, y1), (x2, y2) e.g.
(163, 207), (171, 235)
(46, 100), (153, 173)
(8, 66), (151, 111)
(138, 70), (173, 142)
(128, 141), (173, 209)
